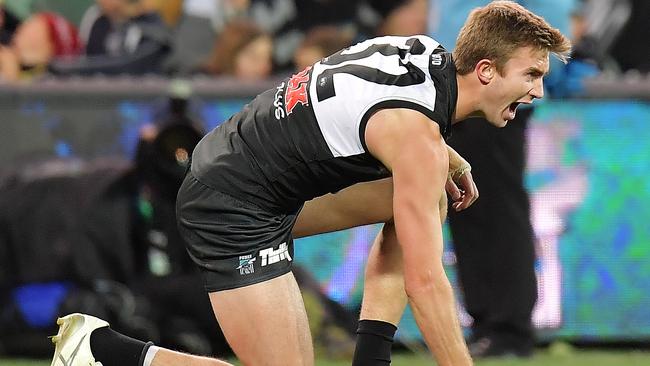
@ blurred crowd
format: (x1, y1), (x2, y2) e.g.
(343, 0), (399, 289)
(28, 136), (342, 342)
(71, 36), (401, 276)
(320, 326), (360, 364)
(0, 0), (429, 83)
(0, 0), (646, 92)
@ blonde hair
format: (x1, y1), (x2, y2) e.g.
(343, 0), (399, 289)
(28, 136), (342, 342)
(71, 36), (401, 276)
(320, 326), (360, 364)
(453, 1), (571, 75)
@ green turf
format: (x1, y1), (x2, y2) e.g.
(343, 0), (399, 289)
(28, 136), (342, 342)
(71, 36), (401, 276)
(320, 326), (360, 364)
(6, 350), (650, 366)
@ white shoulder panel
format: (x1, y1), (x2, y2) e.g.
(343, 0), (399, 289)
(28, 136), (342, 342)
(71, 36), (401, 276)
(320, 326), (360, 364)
(309, 35), (442, 157)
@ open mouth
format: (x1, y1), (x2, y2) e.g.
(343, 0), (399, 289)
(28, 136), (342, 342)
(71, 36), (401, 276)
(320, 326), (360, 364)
(509, 102), (521, 113)
(506, 102), (521, 120)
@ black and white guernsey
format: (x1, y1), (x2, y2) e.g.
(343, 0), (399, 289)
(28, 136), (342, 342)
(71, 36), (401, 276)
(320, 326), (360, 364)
(191, 35), (458, 213)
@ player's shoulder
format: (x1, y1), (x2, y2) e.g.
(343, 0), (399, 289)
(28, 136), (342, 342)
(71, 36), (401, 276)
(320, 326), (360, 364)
(358, 34), (445, 52)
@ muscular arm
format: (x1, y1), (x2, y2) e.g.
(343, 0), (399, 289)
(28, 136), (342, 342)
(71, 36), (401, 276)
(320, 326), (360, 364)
(365, 109), (472, 366)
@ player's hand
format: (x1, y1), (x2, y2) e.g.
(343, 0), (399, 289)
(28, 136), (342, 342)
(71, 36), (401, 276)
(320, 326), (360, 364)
(446, 170), (478, 211)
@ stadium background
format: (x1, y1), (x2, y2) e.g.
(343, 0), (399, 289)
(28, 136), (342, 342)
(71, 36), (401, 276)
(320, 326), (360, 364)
(1, 0), (650, 364)
(2, 80), (649, 342)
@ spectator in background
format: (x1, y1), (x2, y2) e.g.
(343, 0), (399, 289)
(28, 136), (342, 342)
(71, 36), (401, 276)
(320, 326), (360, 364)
(544, 6), (600, 98)
(142, 0), (184, 28)
(373, 0), (428, 36)
(0, 11), (80, 83)
(248, 0), (371, 72)
(610, 0), (650, 73)
(569, 7), (597, 63)
(202, 20), (273, 81)
(429, 0), (575, 359)
(246, 0), (424, 72)
(0, 3), (20, 45)
(163, 0), (250, 76)
(292, 26), (354, 72)
(49, 0), (170, 76)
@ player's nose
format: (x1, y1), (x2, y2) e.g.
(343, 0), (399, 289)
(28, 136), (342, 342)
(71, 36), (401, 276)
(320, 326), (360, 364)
(530, 78), (544, 99)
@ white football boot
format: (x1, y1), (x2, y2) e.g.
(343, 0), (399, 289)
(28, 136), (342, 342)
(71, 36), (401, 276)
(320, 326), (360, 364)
(50, 313), (109, 366)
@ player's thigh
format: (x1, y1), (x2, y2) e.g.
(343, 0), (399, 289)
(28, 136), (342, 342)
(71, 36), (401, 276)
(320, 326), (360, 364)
(209, 272), (313, 366)
(292, 178), (393, 238)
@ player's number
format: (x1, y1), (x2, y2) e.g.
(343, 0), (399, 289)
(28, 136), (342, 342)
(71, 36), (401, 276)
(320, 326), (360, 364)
(315, 38), (427, 102)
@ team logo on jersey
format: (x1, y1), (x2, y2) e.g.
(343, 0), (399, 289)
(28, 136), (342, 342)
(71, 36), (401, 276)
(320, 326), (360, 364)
(259, 242), (292, 266)
(285, 66), (311, 115)
(236, 254), (256, 275)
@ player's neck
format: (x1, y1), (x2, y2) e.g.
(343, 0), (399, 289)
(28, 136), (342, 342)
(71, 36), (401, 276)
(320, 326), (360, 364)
(453, 73), (484, 123)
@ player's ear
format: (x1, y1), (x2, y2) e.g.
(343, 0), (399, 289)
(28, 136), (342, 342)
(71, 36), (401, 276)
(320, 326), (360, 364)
(476, 59), (494, 85)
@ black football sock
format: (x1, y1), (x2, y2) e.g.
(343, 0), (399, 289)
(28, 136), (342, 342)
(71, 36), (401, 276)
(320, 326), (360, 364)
(90, 327), (153, 366)
(352, 319), (398, 366)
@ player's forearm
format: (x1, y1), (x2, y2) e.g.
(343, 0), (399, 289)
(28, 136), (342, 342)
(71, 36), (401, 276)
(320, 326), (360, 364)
(394, 204), (472, 366)
(407, 277), (472, 366)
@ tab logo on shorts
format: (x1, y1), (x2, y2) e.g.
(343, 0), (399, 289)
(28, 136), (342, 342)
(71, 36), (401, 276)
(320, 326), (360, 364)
(237, 254), (256, 275)
(259, 242), (292, 266)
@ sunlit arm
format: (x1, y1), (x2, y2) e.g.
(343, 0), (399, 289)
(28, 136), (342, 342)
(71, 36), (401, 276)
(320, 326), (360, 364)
(365, 109), (472, 366)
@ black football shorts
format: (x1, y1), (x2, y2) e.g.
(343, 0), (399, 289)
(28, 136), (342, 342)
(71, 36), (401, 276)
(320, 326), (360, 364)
(176, 172), (300, 292)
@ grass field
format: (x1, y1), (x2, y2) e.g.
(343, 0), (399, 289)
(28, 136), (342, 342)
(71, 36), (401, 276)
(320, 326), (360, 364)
(6, 349), (650, 366)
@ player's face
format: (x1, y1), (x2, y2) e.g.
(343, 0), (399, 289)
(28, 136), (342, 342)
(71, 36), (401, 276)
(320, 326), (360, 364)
(484, 46), (549, 127)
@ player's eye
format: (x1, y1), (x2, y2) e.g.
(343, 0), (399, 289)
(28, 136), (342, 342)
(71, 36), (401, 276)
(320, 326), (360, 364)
(526, 70), (543, 80)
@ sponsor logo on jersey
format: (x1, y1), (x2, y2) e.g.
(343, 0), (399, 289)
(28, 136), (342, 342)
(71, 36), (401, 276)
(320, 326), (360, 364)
(236, 254), (256, 275)
(285, 66), (311, 115)
(259, 242), (292, 266)
(273, 82), (286, 120)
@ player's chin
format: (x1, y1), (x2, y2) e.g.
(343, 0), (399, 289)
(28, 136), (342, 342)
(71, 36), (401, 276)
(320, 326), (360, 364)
(486, 115), (509, 128)
(498, 109), (516, 127)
